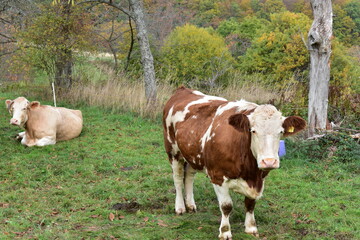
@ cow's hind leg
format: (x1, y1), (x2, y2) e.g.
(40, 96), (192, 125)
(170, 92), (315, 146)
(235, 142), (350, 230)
(213, 184), (233, 240)
(244, 197), (259, 237)
(184, 163), (197, 212)
(171, 158), (186, 215)
(36, 136), (56, 146)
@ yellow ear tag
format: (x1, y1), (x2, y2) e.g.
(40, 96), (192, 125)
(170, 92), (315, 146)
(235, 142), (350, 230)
(288, 126), (295, 133)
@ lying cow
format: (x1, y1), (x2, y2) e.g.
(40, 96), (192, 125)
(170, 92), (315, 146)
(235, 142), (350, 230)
(163, 87), (306, 239)
(5, 97), (83, 147)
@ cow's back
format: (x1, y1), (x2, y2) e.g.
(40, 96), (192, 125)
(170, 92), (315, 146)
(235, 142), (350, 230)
(163, 87), (227, 170)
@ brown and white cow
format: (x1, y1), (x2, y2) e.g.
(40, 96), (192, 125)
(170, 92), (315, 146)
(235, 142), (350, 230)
(5, 97), (83, 147)
(163, 87), (306, 239)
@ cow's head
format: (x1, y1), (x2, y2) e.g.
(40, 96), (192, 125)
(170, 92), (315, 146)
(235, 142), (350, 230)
(5, 97), (39, 127)
(229, 105), (306, 170)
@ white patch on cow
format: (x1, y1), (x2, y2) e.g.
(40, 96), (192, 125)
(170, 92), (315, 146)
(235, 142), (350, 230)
(185, 164), (197, 212)
(224, 177), (264, 200)
(192, 90), (204, 96)
(165, 106), (175, 143)
(191, 115), (197, 119)
(172, 159), (186, 215)
(190, 130), (194, 134)
(196, 154), (201, 158)
(18, 131), (25, 139)
(36, 136), (56, 146)
(245, 211), (258, 235)
(213, 183), (233, 240)
(169, 93), (226, 152)
(215, 100), (257, 117)
(171, 143), (180, 156)
(247, 105), (283, 168)
(21, 134), (28, 145)
(200, 123), (213, 151)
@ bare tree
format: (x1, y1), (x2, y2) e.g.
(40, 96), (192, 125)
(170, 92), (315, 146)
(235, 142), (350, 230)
(81, 0), (157, 103)
(307, 0), (333, 137)
(128, 0), (156, 103)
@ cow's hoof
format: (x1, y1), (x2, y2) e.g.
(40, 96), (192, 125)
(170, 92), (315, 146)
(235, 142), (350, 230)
(186, 204), (197, 213)
(15, 135), (22, 141)
(219, 232), (232, 240)
(175, 208), (186, 215)
(245, 227), (259, 237)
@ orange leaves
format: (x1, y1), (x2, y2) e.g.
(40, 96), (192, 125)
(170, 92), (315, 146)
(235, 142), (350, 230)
(109, 212), (115, 221)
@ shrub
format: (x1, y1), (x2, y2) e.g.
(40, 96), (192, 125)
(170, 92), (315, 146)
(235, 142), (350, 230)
(160, 24), (235, 87)
(285, 132), (360, 163)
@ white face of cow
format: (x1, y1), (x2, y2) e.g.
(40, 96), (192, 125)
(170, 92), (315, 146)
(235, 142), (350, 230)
(248, 105), (284, 170)
(5, 97), (30, 127)
(229, 104), (306, 171)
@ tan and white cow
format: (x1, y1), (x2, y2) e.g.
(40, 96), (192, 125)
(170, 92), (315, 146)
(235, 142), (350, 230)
(5, 97), (83, 147)
(163, 87), (306, 239)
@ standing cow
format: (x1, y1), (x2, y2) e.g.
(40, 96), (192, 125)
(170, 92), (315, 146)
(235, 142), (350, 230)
(5, 97), (83, 147)
(163, 87), (306, 239)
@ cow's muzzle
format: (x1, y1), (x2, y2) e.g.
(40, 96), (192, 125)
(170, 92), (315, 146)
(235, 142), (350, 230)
(259, 158), (279, 170)
(10, 118), (21, 126)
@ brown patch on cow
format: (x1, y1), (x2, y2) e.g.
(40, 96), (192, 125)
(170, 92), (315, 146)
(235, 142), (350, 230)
(283, 116), (307, 137)
(244, 197), (256, 212)
(221, 225), (230, 233)
(221, 203), (233, 216)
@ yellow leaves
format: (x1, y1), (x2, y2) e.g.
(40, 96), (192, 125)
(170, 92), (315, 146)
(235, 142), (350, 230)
(51, 0), (75, 6)
(162, 24), (234, 82)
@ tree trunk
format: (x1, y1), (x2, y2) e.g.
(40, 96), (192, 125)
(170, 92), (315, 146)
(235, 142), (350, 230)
(55, 49), (73, 89)
(307, 0), (332, 137)
(55, 0), (73, 89)
(129, 0), (157, 103)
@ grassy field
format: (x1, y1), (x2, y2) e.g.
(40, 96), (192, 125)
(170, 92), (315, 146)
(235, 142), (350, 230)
(0, 88), (359, 240)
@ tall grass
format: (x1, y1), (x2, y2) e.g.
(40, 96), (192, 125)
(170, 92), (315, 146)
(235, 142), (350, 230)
(65, 62), (282, 120)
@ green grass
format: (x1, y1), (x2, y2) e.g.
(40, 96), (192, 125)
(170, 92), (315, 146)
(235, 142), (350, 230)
(0, 89), (359, 240)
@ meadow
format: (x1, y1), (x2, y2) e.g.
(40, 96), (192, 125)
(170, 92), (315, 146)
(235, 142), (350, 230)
(0, 84), (359, 240)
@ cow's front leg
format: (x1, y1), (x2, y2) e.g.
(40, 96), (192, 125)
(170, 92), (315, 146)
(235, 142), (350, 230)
(184, 163), (197, 212)
(244, 197), (259, 237)
(16, 131), (25, 140)
(171, 159), (186, 215)
(213, 183), (233, 240)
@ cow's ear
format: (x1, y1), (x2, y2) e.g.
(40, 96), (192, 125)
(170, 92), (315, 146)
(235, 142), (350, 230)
(29, 101), (40, 109)
(5, 100), (13, 110)
(229, 113), (250, 132)
(282, 116), (306, 137)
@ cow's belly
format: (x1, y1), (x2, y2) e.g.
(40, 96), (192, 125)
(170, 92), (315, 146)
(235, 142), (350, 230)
(224, 177), (264, 200)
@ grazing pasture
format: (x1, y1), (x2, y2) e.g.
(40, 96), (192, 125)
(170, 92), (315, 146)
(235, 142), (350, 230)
(0, 90), (359, 239)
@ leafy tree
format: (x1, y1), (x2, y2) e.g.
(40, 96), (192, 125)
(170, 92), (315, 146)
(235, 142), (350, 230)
(257, 0), (286, 20)
(333, 4), (358, 46)
(217, 16), (269, 57)
(239, 11), (311, 86)
(343, 0), (360, 43)
(330, 39), (360, 113)
(15, 2), (94, 89)
(161, 24), (234, 87)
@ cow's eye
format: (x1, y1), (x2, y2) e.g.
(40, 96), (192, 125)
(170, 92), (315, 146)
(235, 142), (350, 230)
(280, 130), (284, 134)
(22, 108), (27, 111)
(250, 129), (256, 134)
